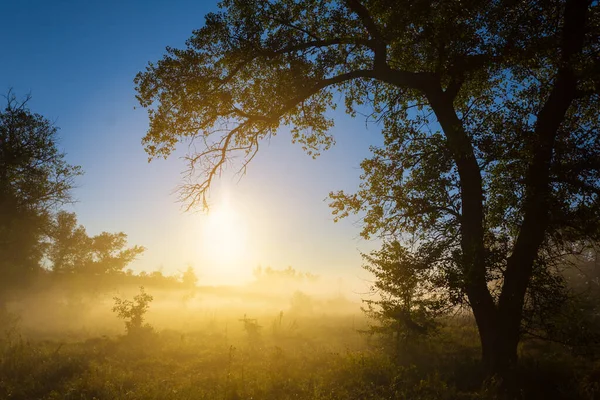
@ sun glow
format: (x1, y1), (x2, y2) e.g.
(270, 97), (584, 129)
(199, 201), (250, 282)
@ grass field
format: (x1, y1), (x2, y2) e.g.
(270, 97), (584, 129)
(1, 286), (599, 400)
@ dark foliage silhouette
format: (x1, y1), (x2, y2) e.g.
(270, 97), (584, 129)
(0, 92), (81, 306)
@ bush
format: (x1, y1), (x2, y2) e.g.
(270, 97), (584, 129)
(112, 286), (154, 337)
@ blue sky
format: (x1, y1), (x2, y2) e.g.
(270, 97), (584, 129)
(1, 0), (384, 286)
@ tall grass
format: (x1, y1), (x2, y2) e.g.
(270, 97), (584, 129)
(0, 310), (598, 399)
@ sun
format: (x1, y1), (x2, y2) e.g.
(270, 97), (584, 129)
(199, 202), (249, 280)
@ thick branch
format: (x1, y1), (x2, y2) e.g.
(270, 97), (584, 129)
(186, 61), (435, 210)
(264, 38), (373, 57)
(345, 0), (388, 68)
(345, 0), (385, 43)
(425, 82), (497, 333)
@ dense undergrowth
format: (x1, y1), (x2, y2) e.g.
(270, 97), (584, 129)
(1, 312), (599, 400)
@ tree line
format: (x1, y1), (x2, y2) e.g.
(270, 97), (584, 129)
(0, 93), (197, 309)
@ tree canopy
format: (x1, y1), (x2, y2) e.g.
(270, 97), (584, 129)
(0, 93), (82, 301)
(48, 211), (146, 275)
(135, 0), (600, 378)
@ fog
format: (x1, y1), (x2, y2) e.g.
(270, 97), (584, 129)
(5, 267), (367, 342)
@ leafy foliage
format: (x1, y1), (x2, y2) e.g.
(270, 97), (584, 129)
(0, 93), (81, 302)
(181, 265), (199, 288)
(361, 241), (449, 341)
(521, 248), (600, 354)
(112, 286), (154, 336)
(48, 211), (145, 275)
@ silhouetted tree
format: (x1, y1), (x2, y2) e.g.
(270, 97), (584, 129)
(361, 241), (447, 348)
(88, 231), (145, 275)
(113, 286), (154, 336)
(0, 93), (81, 305)
(48, 211), (92, 273)
(47, 211), (145, 275)
(135, 0), (600, 379)
(253, 265), (318, 283)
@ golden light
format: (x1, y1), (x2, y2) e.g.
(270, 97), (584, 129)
(198, 201), (250, 282)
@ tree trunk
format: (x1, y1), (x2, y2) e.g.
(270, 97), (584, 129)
(489, 0), (588, 383)
(387, 1), (589, 390)
(428, 1), (587, 387)
(478, 314), (519, 378)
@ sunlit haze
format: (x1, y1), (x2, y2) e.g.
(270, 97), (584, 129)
(0, 0), (381, 288)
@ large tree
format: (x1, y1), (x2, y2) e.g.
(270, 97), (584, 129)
(0, 93), (82, 303)
(135, 0), (600, 378)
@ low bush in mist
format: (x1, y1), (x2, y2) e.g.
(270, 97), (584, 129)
(112, 286), (155, 338)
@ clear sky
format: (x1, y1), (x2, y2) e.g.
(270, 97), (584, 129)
(1, 0), (384, 287)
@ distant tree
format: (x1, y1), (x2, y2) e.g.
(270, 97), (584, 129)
(88, 231), (145, 275)
(253, 265), (318, 283)
(47, 211), (91, 273)
(135, 0), (600, 380)
(47, 211), (145, 275)
(0, 93), (81, 304)
(181, 265), (199, 288)
(289, 291), (314, 315)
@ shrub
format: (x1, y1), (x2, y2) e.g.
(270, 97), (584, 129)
(112, 286), (154, 336)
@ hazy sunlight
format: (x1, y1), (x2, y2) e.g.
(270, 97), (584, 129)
(200, 202), (250, 282)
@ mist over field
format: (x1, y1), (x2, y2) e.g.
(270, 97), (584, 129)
(2, 259), (599, 400)
(6, 268), (364, 340)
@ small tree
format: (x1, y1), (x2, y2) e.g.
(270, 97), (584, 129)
(112, 286), (154, 336)
(289, 291), (314, 315)
(239, 314), (261, 341)
(47, 211), (92, 273)
(362, 241), (448, 352)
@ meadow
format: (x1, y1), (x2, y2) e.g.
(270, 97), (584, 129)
(1, 281), (598, 400)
